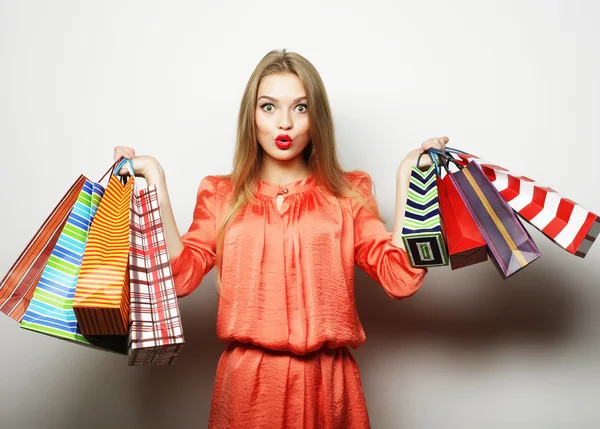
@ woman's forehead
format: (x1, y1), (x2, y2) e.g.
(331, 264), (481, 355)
(258, 73), (306, 100)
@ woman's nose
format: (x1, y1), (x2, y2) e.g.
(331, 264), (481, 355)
(278, 111), (292, 130)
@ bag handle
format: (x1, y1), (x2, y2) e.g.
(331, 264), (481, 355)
(415, 149), (449, 170)
(97, 157), (135, 183)
(415, 150), (430, 170)
(415, 146), (470, 174)
(428, 149), (451, 175)
(429, 150), (444, 176)
(116, 158), (135, 186)
(439, 146), (468, 155)
(429, 148), (466, 172)
(113, 157), (135, 177)
(98, 159), (119, 183)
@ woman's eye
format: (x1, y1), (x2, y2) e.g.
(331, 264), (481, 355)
(260, 103), (307, 113)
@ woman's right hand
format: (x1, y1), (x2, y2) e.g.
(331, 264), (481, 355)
(114, 146), (182, 261)
(113, 146), (163, 180)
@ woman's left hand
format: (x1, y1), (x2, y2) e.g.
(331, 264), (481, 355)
(397, 136), (449, 174)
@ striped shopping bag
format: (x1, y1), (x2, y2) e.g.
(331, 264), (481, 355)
(18, 179), (127, 353)
(0, 176), (86, 322)
(129, 185), (184, 365)
(453, 153), (599, 258)
(73, 159), (133, 335)
(447, 159), (541, 278)
(402, 155), (449, 267)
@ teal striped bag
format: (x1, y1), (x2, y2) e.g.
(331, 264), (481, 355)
(402, 152), (449, 267)
(20, 178), (124, 350)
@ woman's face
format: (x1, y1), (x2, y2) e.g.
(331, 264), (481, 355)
(255, 72), (311, 163)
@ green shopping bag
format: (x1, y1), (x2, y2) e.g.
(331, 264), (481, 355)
(402, 152), (449, 267)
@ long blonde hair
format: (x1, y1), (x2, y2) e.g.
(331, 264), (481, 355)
(215, 49), (381, 294)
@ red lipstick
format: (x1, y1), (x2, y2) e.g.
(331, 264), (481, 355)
(275, 134), (293, 150)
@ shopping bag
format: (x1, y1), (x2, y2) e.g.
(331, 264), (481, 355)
(453, 152), (599, 258)
(0, 176), (86, 322)
(128, 185), (184, 365)
(73, 158), (134, 335)
(432, 152), (488, 270)
(20, 175), (126, 353)
(442, 153), (541, 278)
(402, 153), (449, 267)
(20, 179), (103, 343)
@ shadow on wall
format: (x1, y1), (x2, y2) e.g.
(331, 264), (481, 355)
(124, 278), (223, 429)
(354, 256), (582, 348)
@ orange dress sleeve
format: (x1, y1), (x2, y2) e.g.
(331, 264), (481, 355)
(351, 172), (427, 299)
(170, 175), (218, 298)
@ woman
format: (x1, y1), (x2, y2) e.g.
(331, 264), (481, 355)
(114, 49), (447, 428)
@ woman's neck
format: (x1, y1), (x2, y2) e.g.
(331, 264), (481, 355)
(258, 155), (312, 186)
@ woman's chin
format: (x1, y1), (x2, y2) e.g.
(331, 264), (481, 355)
(263, 147), (301, 161)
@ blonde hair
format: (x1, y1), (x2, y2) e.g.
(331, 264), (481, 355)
(215, 49), (381, 295)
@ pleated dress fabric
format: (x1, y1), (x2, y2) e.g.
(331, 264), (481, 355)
(170, 171), (427, 428)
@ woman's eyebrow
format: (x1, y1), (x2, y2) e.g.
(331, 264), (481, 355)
(257, 96), (308, 103)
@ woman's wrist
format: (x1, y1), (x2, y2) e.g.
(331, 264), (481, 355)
(143, 161), (165, 186)
(396, 159), (412, 180)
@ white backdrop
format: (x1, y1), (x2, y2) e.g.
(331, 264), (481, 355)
(1, 1), (599, 428)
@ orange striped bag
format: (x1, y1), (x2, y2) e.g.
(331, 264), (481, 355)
(73, 158), (134, 335)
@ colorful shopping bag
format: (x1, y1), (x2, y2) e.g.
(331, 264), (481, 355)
(442, 154), (541, 278)
(19, 178), (126, 353)
(73, 158), (133, 335)
(20, 179), (103, 342)
(0, 176), (86, 322)
(431, 152), (488, 270)
(402, 153), (449, 267)
(452, 152), (599, 258)
(129, 185), (184, 365)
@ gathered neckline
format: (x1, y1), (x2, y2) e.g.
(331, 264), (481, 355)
(256, 175), (317, 198)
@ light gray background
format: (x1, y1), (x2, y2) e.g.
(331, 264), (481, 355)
(1, 1), (599, 428)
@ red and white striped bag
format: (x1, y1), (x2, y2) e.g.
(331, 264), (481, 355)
(128, 184), (184, 366)
(454, 153), (599, 258)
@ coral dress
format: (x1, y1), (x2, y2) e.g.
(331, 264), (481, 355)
(170, 171), (427, 429)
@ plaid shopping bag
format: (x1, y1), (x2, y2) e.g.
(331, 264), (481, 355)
(0, 176), (86, 322)
(129, 185), (184, 365)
